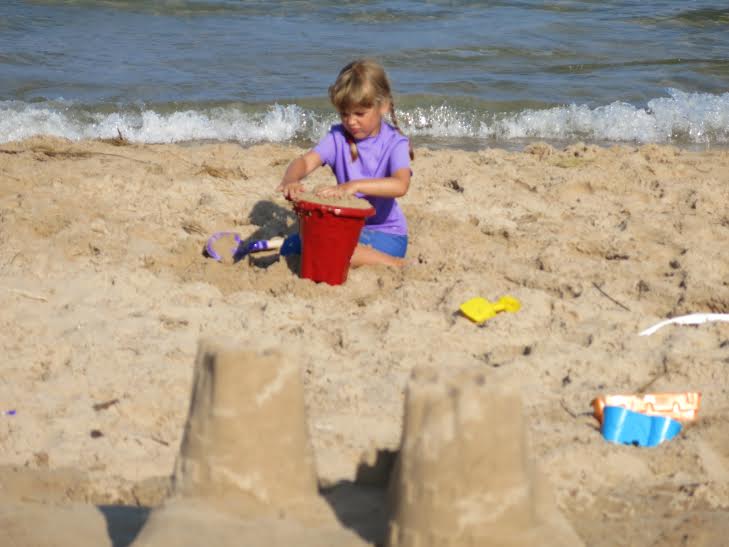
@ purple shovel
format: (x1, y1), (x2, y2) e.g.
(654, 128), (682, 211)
(205, 232), (242, 262)
(206, 232), (284, 263)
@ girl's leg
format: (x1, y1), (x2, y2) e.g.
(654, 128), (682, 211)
(351, 244), (405, 268)
(351, 229), (408, 267)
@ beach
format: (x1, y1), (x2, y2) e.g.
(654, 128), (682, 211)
(1, 136), (728, 544)
(3, 1), (729, 544)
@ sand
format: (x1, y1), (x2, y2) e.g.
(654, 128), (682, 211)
(1, 136), (729, 545)
(297, 191), (375, 210)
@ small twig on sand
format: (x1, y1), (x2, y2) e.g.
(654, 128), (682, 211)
(29, 144), (163, 168)
(592, 282), (630, 311)
(560, 399), (578, 419)
(636, 356), (669, 393)
(104, 128), (130, 146)
(560, 399), (594, 420)
(0, 287), (48, 302)
(92, 398), (120, 412)
(149, 435), (170, 447)
(1, 252), (21, 271)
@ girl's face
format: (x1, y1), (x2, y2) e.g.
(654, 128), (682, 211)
(339, 100), (390, 140)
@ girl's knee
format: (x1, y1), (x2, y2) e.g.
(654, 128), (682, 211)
(351, 245), (405, 268)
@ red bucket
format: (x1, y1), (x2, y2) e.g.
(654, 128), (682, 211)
(293, 197), (375, 285)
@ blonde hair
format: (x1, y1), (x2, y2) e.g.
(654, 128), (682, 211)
(328, 59), (413, 162)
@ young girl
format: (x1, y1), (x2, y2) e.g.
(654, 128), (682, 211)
(277, 59), (413, 268)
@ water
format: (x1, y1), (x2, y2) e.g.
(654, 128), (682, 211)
(2, 0), (729, 148)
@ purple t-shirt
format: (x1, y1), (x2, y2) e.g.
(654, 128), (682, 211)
(314, 121), (410, 236)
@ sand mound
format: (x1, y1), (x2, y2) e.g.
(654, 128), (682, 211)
(387, 365), (580, 546)
(133, 341), (366, 547)
(297, 191), (374, 210)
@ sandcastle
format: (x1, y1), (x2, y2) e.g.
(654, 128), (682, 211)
(130, 340), (579, 547)
(131, 340), (368, 547)
(386, 366), (580, 547)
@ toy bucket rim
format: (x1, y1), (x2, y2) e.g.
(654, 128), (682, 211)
(294, 198), (375, 219)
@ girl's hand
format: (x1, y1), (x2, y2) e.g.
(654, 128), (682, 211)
(315, 182), (357, 199)
(277, 180), (304, 199)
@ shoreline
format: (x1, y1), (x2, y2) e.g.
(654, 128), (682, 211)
(8, 130), (729, 156)
(2, 136), (729, 545)
(6, 132), (729, 155)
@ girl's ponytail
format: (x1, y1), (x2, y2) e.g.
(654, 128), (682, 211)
(345, 133), (359, 162)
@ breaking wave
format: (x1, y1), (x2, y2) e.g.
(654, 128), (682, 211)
(2, 89), (728, 146)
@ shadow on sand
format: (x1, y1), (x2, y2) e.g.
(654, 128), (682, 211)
(98, 505), (150, 547)
(320, 449), (398, 546)
(201, 199), (301, 272)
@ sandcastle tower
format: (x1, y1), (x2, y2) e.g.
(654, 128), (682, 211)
(386, 366), (581, 547)
(133, 340), (367, 547)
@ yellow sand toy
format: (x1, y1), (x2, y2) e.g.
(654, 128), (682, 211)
(459, 295), (521, 324)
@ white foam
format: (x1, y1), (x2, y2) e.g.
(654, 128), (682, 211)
(2, 89), (728, 146)
(403, 105), (476, 138)
(0, 102), (313, 144)
(399, 89), (729, 144)
(486, 89), (729, 143)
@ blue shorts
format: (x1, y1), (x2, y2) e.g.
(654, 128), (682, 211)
(358, 228), (408, 257)
(281, 228), (408, 258)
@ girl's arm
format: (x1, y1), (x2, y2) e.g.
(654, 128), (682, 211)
(316, 167), (410, 199)
(277, 150), (322, 199)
